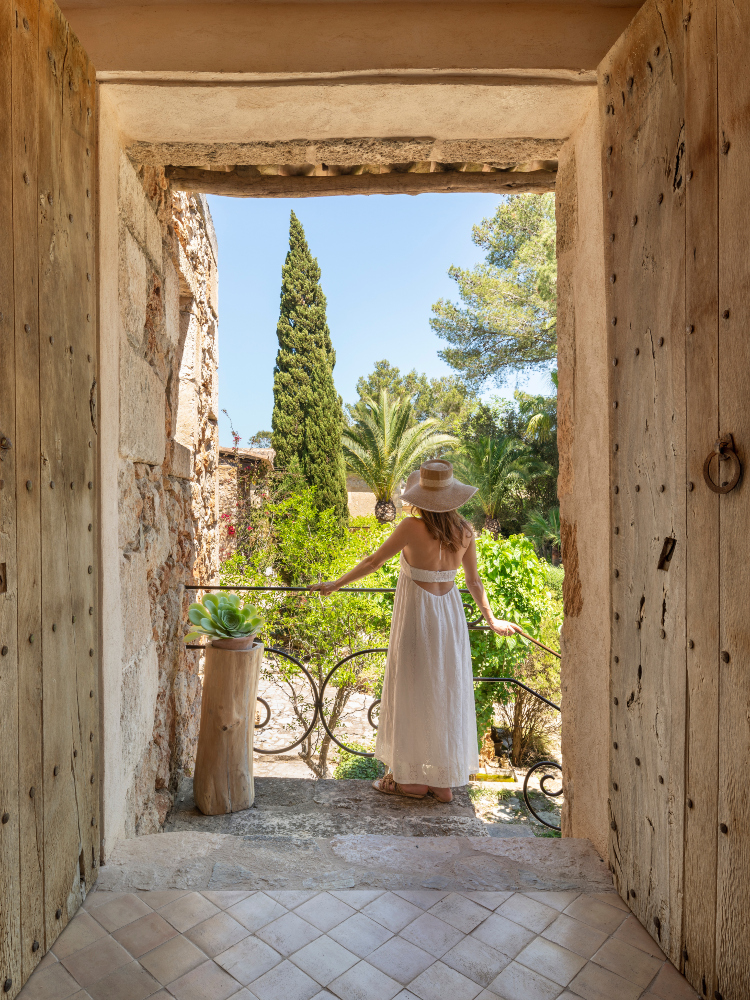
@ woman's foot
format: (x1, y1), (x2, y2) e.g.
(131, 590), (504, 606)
(373, 774), (428, 799)
(428, 787), (453, 803)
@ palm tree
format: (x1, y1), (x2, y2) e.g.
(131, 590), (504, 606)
(452, 436), (549, 537)
(523, 507), (561, 561)
(522, 371), (558, 444)
(343, 390), (456, 522)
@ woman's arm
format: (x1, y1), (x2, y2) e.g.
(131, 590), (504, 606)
(310, 518), (413, 596)
(462, 536), (523, 637)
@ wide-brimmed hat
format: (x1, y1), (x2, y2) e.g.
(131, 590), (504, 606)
(400, 460), (477, 513)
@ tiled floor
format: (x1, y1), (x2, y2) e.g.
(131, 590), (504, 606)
(18, 888), (699, 1000)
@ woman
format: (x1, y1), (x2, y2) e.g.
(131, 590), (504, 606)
(311, 459), (521, 802)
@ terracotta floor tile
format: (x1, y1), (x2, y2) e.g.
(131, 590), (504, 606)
(294, 892), (356, 932)
(496, 895), (559, 934)
(428, 894), (489, 934)
(164, 959), (240, 1000)
(51, 911), (108, 959)
(591, 893), (629, 913)
(329, 890), (386, 910)
(456, 893), (512, 911)
(647, 961), (700, 1000)
(266, 891), (320, 909)
(393, 891), (449, 910)
(82, 891), (127, 912)
(113, 912), (179, 959)
(368, 937), (435, 985)
(408, 960), (484, 1000)
(227, 893), (287, 933)
(215, 935), (282, 986)
(567, 961), (643, 1000)
(289, 935), (359, 986)
(135, 892), (190, 910)
(470, 913), (536, 960)
(562, 898), (627, 937)
(328, 960), (402, 1000)
(327, 912), (393, 958)
(612, 915), (666, 961)
(515, 936), (587, 987)
(249, 959), (321, 1000)
(184, 911), (249, 958)
(90, 894), (153, 933)
(200, 892), (254, 910)
(85, 960), (161, 1000)
(440, 935), (509, 987)
(521, 892), (581, 913)
(36, 953), (58, 970)
(362, 893), (424, 933)
(541, 915), (610, 961)
(591, 937), (663, 988)
(15, 961), (81, 1000)
(487, 960), (563, 1000)
(159, 893), (220, 933)
(139, 935), (206, 986)
(400, 913), (465, 959)
(60, 935), (132, 988)
(255, 912), (322, 956)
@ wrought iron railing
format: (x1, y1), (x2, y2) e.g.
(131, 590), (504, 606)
(184, 583), (563, 830)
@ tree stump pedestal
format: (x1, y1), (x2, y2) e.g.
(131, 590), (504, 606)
(193, 642), (262, 815)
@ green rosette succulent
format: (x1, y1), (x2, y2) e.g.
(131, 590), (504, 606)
(184, 592), (263, 643)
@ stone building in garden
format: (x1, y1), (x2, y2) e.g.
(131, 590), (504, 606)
(2, 1), (750, 998)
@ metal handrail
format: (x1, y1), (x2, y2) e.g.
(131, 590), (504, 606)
(183, 582), (562, 829)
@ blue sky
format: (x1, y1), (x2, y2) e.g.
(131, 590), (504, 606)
(208, 193), (552, 448)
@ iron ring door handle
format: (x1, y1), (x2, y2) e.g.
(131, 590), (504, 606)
(703, 435), (742, 494)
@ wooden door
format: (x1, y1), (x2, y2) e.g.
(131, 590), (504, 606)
(601, 1), (750, 997)
(0, 1), (99, 995)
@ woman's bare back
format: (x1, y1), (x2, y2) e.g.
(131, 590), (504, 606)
(401, 517), (473, 595)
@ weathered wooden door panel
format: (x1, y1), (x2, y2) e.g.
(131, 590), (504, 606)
(601, 0), (686, 966)
(683, 0), (720, 993)
(716, 0), (750, 995)
(602, 1), (750, 997)
(0, 0), (22, 993)
(1, 1), (98, 995)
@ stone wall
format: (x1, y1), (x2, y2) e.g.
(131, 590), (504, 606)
(116, 153), (219, 836)
(555, 93), (611, 859)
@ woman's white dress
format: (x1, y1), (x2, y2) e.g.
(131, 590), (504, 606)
(375, 553), (479, 787)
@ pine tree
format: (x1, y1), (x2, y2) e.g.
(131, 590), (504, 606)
(271, 211), (348, 521)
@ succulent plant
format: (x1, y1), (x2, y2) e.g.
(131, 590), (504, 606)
(184, 593), (263, 643)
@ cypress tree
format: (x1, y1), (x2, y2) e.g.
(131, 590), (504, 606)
(271, 211), (348, 521)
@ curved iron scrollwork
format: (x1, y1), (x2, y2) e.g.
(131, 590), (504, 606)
(318, 648), (388, 758)
(252, 647), (320, 755)
(523, 760), (563, 831)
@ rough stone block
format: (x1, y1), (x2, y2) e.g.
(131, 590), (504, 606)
(120, 226), (147, 348)
(145, 200), (163, 271)
(164, 256), (181, 346)
(119, 151), (146, 244)
(170, 440), (193, 480)
(120, 550), (153, 663)
(120, 346), (166, 466)
(121, 640), (159, 785)
(208, 258), (219, 317)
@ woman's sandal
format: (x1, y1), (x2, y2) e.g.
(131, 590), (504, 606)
(372, 773), (428, 799)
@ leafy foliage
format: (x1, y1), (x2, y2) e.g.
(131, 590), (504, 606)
(271, 211), (348, 520)
(348, 360), (477, 438)
(334, 743), (385, 780)
(431, 194), (557, 390)
(523, 507), (561, 561)
(451, 436), (550, 534)
(342, 389), (456, 518)
(184, 593), (263, 643)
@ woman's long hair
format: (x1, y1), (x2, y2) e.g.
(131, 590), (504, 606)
(412, 507), (472, 553)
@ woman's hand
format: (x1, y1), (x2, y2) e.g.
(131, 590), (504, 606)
(489, 618), (523, 637)
(310, 580), (340, 596)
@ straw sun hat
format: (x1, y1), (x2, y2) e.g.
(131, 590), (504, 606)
(400, 460), (477, 513)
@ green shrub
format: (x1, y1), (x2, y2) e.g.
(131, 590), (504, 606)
(334, 745), (385, 780)
(540, 561), (564, 603)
